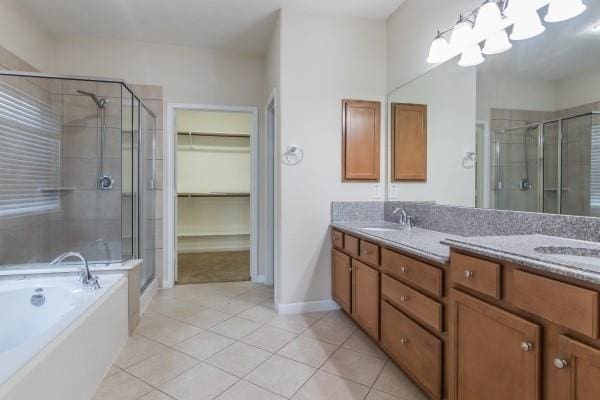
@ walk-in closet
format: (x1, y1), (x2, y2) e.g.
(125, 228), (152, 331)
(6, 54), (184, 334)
(176, 110), (251, 284)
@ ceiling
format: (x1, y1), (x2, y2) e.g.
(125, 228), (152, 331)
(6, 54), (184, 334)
(477, 2), (600, 81)
(16, 0), (405, 55)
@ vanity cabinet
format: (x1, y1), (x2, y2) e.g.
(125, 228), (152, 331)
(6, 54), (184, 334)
(556, 335), (600, 400)
(352, 259), (380, 339)
(332, 248), (352, 313)
(450, 289), (541, 400)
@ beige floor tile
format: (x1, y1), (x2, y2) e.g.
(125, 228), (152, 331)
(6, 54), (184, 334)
(215, 380), (286, 400)
(147, 295), (204, 320)
(174, 331), (235, 360)
(183, 308), (232, 329)
(210, 298), (256, 314)
(127, 349), (199, 387)
(269, 314), (318, 333)
(301, 319), (355, 345)
(93, 371), (153, 400)
(245, 355), (316, 398)
(235, 289), (274, 304)
(205, 282), (254, 297)
(135, 312), (201, 346)
(291, 370), (369, 400)
(160, 363), (238, 400)
(241, 325), (297, 352)
(321, 310), (356, 328)
(138, 390), (175, 400)
(373, 362), (427, 400)
(237, 304), (278, 324)
(206, 342), (271, 377)
(115, 334), (168, 368)
(105, 364), (122, 378)
(322, 348), (386, 386)
(209, 317), (262, 340)
(342, 329), (388, 360)
(366, 389), (403, 400)
(277, 336), (338, 368)
(191, 292), (239, 308)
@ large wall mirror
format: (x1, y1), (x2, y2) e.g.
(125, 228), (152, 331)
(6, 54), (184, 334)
(387, 1), (600, 218)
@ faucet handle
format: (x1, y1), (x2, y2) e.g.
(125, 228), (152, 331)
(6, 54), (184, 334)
(407, 216), (415, 228)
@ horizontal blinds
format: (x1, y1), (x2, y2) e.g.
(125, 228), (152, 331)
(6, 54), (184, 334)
(0, 80), (60, 217)
(591, 121), (600, 209)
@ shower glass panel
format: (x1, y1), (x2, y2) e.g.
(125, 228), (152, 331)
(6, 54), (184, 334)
(543, 121), (560, 213)
(562, 115), (593, 216)
(0, 72), (156, 292)
(495, 125), (541, 212)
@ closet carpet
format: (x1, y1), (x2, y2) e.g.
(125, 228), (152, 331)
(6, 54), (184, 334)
(177, 251), (250, 284)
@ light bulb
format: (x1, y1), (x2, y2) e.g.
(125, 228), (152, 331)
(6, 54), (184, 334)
(427, 32), (451, 64)
(504, 0), (536, 18)
(545, 0), (586, 23)
(458, 44), (485, 67)
(450, 15), (474, 51)
(510, 8), (545, 40)
(474, 1), (504, 37)
(483, 29), (512, 54)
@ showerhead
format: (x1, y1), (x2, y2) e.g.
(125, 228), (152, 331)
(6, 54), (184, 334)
(76, 90), (108, 108)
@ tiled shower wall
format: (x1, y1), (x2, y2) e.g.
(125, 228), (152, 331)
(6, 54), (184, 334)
(489, 101), (600, 215)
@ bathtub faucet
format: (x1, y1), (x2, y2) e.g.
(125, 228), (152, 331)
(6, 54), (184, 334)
(50, 252), (101, 290)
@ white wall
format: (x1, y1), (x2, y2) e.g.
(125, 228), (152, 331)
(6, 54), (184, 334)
(0, 0), (54, 71)
(554, 66), (600, 110)
(389, 60), (477, 206)
(386, 0), (480, 92)
(277, 10), (386, 305)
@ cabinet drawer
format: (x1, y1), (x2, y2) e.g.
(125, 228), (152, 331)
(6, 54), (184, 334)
(344, 234), (359, 256)
(382, 274), (442, 332)
(381, 301), (442, 400)
(512, 269), (599, 338)
(381, 248), (443, 297)
(332, 230), (344, 249)
(450, 252), (501, 299)
(359, 240), (380, 266)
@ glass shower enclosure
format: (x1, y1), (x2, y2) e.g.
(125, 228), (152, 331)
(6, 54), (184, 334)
(494, 112), (600, 217)
(0, 72), (157, 291)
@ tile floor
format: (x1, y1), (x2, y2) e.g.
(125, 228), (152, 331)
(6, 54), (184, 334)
(93, 281), (427, 400)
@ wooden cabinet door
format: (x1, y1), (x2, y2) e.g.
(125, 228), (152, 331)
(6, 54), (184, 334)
(332, 249), (351, 313)
(352, 259), (379, 339)
(342, 99), (380, 181)
(391, 103), (427, 181)
(451, 290), (541, 400)
(556, 335), (600, 400)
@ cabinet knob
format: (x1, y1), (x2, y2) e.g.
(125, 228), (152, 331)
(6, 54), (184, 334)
(464, 270), (474, 279)
(333, 237), (339, 241)
(363, 250), (370, 255)
(400, 295), (409, 302)
(400, 338), (409, 344)
(553, 358), (568, 369)
(520, 341), (533, 352)
(348, 266), (352, 272)
(400, 266), (408, 273)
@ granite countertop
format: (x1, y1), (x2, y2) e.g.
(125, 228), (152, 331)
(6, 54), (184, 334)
(443, 235), (600, 285)
(331, 221), (459, 264)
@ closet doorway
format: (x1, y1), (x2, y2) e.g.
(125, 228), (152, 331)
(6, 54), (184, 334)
(167, 105), (258, 285)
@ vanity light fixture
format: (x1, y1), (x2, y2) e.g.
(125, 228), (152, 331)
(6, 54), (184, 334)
(427, 31), (451, 64)
(545, 0), (587, 23)
(427, 0), (587, 67)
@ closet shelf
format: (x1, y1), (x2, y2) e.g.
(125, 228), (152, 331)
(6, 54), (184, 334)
(177, 231), (250, 238)
(178, 192), (250, 198)
(177, 131), (250, 138)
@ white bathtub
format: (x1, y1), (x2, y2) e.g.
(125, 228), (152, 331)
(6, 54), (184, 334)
(0, 273), (129, 400)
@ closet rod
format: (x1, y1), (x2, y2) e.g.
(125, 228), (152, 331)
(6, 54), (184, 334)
(177, 192), (250, 198)
(177, 131), (250, 138)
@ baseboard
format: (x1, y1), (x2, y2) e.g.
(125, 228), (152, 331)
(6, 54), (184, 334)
(140, 278), (157, 315)
(162, 279), (175, 289)
(275, 299), (340, 315)
(252, 274), (266, 284)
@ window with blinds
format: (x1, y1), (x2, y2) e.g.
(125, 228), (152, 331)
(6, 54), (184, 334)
(590, 120), (600, 214)
(0, 79), (61, 217)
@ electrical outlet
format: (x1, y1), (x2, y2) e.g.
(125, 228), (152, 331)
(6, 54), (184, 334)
(372, 183), (382, 199)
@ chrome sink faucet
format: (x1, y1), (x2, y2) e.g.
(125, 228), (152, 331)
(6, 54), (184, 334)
(51, 252), (101, 289)
(392, 207), (415, 229)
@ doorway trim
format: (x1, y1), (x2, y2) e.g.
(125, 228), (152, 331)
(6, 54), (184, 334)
(264, 89), (277, 287)
(164, 103), (259, 288)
